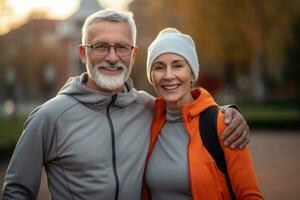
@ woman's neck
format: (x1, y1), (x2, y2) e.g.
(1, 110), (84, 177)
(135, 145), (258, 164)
(166, 92), (194, 111)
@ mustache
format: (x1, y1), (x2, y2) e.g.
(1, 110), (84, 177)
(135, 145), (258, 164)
(95, 62), (126, 69)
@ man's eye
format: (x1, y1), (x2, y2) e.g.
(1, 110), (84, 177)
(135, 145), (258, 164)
(94, 45), (107, 50)
(116, 45), (129, 50)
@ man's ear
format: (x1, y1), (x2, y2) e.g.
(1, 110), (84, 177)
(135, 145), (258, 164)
(131, 46), (138, 64)
(79, 45), (87, 64)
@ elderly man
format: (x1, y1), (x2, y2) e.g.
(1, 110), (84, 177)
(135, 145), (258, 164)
(2, 9), (249, 200)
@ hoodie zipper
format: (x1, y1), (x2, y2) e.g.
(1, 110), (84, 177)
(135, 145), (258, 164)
(106, 94), (119, 200)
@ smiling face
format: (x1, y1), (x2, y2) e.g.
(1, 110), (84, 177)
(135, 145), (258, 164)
(79, 20), (137, 92)
(151, 53), (195, 110)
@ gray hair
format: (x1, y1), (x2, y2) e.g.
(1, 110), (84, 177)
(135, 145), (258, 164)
(82, 9), (137, 46)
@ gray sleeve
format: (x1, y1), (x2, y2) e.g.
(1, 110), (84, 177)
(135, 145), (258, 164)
(2, 106), (54, 200)
(219, 104), (241, 113)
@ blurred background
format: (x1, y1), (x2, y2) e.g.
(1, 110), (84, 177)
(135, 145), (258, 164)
(0, 0), (299, 199)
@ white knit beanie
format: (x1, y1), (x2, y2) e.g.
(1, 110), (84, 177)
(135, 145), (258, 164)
(146, 28), (199, 83)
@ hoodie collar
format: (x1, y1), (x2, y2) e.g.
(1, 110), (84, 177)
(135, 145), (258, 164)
(166, 107), (182, 123)
(181, 88), (218, 123)
(57, 73), (138, 110)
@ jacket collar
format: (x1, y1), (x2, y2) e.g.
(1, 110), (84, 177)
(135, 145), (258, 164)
(57, 73), (139, 110)
(154, 87), (218, 123)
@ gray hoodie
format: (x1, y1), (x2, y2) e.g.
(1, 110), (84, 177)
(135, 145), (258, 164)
(2, 73), (154, 200)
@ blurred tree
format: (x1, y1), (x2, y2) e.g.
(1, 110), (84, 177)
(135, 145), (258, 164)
(189, 0), (300, 102)
(0, 14), (61, 101)
(130, 0), (300, 102)
(284, 18), (300, 105)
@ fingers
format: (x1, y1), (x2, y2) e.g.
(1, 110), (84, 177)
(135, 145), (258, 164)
(221, 109), (250, 149)
(221, 109), (241, 141)
(231, 126), (250, 149)
(223, 107), (234, 124)
(237, 129), (250, 149)
(223, 118), (246, 148)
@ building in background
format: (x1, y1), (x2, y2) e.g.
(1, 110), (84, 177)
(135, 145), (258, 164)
(0, 0), (103, 116)
(57, 0), (102, 79)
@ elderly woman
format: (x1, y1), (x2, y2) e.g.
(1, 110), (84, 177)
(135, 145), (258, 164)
(143, 28), (263, 200)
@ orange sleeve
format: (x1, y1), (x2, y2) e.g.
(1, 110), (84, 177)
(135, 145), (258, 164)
(217, 112), (264, 200)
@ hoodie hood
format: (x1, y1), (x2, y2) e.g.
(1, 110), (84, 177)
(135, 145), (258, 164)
(58, 73), (140, 110)
(181, 87), (218, 120)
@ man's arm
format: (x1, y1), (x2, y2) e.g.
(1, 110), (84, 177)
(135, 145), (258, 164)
(220, 106), (250, 149)
(2, 107), (49, 199)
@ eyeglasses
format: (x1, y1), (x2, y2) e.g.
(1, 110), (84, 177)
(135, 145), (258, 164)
(83, 43), (134, 56)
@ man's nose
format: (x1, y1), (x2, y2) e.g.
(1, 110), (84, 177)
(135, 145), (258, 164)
(105, 47), (119, 63)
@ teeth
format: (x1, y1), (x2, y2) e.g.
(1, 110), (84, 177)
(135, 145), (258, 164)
(162, 84), (179, 90)
(101, 67), (121, 71)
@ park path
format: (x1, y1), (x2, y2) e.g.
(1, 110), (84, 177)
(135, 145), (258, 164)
(249, 130), (300, 200)
(1, 130), (300, 199)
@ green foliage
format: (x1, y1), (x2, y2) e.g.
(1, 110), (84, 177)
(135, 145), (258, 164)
(240, 102), (300, 129)
(0, 116), (25, 159)
(284, 18), (300, 85)
(0, 116), (25, 146)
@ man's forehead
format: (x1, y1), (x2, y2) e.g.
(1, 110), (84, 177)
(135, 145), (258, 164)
(90, 20), (129, 30)
(87, 21), (133, 44)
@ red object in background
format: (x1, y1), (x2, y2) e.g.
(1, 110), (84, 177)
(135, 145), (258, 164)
(199, 74), (223, 94)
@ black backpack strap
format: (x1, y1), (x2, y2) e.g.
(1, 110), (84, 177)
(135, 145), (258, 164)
(200, 106), (236, 200)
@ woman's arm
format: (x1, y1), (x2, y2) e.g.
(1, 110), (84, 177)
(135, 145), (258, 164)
(217, 112), (264, 200)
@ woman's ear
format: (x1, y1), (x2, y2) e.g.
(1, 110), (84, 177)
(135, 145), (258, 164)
(190, 73), (196, 87)
(150, 72), (154, 86)
(191, 73), (196, 83)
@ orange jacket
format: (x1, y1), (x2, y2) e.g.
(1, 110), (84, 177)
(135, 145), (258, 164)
(143, 87), (263, 200)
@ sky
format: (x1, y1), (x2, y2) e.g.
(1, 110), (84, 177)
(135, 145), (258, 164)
(0, 0), (133, 35)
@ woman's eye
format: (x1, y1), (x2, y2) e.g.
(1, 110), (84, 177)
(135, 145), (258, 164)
(173, 64), (183, 69)
(153, 65), (164, 71)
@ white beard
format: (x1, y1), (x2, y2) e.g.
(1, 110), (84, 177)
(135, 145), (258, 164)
(88, 62), (129, 91)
